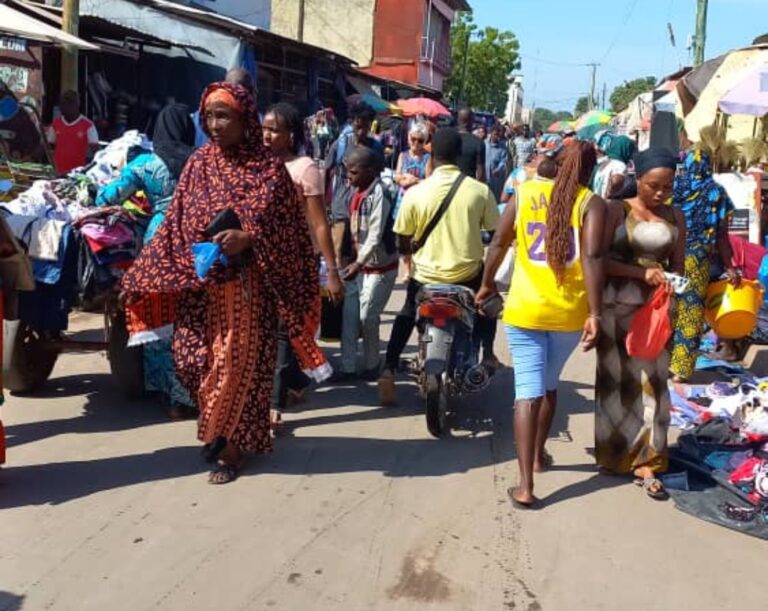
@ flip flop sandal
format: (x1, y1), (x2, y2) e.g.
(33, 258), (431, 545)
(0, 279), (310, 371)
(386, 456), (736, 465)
(507, 487), (540, 510)
(635, 477), (669, 501)
(208, 463), (240, 485)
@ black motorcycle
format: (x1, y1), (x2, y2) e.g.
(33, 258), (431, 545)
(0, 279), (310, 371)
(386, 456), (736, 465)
(415, 284), (493, 437)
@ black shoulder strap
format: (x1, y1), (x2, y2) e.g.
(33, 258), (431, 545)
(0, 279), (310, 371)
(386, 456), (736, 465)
(412, 174), (466, 253)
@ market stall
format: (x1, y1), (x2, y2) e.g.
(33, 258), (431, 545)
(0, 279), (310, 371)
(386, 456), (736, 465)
(0, 108), (154, 395)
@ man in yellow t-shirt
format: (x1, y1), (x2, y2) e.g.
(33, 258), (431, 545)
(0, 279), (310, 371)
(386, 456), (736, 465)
(378, 128), (500, 406)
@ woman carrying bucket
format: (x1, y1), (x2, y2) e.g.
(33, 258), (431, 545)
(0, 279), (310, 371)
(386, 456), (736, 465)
(670, 149), (740, 383)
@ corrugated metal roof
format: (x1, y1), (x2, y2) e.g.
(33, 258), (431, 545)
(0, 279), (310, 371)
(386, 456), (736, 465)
(15, 0), (357, 65)
(132, 0), (357, 65)
(0, 3), (98, 49)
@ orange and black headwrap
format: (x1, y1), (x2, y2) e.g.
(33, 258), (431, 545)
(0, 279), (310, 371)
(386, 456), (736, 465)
(198, 81), (262, 149)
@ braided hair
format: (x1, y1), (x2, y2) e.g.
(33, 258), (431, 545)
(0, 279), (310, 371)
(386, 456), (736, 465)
(546, 141), (597, 284)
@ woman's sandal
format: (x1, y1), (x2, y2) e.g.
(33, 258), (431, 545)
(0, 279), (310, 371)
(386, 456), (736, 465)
(208, 463), (240, 485)
(634, 477), (669, 501)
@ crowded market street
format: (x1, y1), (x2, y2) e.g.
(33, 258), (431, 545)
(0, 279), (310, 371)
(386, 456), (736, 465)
(4, 1), (768, 610)
(0, 289), (764, 611)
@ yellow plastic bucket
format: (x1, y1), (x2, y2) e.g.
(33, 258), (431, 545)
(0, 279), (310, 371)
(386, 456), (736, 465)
(704, 279), (764, 339)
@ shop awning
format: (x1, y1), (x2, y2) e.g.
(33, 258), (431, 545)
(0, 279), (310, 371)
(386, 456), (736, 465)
(347, 75), (380, 98)
(0, 4), (98, 50)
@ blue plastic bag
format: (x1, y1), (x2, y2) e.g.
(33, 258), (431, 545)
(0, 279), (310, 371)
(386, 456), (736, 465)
(192, 242), (228, 279)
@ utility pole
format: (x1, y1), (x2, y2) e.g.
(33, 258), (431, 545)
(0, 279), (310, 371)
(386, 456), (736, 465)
(297, 0), (305, 42)
(693, 0), (709, 66)
(587, 63), (599, 111)
(61, 0), (80, 94)
(601, 82), (607, 111)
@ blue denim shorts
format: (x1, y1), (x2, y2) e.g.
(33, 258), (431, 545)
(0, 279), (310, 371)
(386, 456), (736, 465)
(505, 325), (581, 400)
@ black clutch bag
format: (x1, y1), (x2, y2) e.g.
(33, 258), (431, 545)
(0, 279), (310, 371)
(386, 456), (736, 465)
(204, 208), (243, 237)
(204, 208), (252, 267)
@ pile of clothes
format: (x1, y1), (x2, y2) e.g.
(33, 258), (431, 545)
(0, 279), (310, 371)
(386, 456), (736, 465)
(671, 374), (768, 441)
(668, 363), (768, 539)
(729, 454), (768, 506)
(1, 178), (91, 223)
(0, 129), (152, 328)
(75, 208), (144, 304)
(79, 130), (152, 187)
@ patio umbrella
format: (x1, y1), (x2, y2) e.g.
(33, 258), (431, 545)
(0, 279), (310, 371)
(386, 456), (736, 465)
(546, 120), (574, 133)
(346, 93), (397, 115)
(575, 110), (614, 130)
(719, 65), (768, 116)
(577, 124), (612, 142)
(396, 97), (451, 118)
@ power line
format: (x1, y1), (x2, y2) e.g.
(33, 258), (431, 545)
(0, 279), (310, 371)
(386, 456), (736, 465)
(539, 92), (585, 104)
(535, 95), (588, 104)
(599, 0), (641, 61)
(518, 53), (591, 68)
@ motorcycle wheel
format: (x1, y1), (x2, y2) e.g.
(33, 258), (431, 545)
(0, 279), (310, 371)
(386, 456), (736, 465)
(425, 374), (448, 438)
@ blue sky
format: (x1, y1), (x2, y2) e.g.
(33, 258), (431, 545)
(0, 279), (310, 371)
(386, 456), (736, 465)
(470, 0), (767, 113)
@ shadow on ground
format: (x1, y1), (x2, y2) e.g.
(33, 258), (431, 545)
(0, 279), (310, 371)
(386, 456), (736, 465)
(0, 446), (204, 509)
(5, 373), (168, 450)
(0, 347), (611, 510)
(0, 592), (24, 611)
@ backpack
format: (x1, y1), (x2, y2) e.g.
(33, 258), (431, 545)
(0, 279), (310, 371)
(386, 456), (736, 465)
(375, 178), (398, 255)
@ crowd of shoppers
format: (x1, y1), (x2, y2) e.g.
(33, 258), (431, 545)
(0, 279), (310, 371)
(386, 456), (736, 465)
(71, 77), (739, 506)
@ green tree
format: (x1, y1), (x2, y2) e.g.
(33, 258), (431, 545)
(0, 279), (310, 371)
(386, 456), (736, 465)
(609, 76), (657, 113)
(574, 96), (596, 117)
(445, 13), (521, 115)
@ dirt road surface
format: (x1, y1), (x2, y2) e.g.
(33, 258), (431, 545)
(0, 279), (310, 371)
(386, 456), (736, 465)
(0, 288), (764, 611)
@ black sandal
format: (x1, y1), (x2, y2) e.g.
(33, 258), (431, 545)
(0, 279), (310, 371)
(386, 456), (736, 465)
(208, 463), (240, 485)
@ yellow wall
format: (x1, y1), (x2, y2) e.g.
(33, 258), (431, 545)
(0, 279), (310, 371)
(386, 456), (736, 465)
(271, 0), (376, 66)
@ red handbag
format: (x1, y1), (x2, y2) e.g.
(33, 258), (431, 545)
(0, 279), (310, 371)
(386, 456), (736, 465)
(625, 285), (672, 360)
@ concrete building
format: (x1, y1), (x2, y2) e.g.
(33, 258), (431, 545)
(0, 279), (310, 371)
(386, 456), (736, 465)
(176, 0), (471, 93)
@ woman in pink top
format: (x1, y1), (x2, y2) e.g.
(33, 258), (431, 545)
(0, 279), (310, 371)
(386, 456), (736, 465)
(263, 103), (343, 421)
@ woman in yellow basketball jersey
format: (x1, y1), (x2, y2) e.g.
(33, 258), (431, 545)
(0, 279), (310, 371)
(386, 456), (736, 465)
(478, 142), (607, 508)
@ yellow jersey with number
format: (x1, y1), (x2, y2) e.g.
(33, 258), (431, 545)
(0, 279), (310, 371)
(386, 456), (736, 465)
(502, 179), (592, 332)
